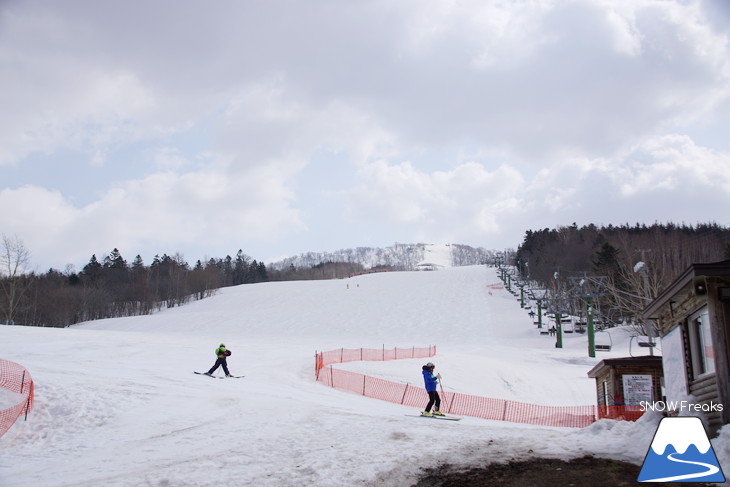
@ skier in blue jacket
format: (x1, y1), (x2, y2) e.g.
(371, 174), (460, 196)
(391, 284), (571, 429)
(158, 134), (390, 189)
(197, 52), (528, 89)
(421, 362), (445, 416)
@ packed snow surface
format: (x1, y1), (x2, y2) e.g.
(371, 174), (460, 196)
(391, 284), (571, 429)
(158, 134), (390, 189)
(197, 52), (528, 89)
(1, 264), (727, 486)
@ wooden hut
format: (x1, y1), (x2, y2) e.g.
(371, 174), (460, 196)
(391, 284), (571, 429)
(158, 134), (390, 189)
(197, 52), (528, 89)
(587, 356), (664, 407)
(641, 260), (730, 435)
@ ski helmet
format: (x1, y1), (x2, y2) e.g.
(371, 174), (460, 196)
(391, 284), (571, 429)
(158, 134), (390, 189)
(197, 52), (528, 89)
(425, 362), (435, 368)
(220, 343), (226, 347)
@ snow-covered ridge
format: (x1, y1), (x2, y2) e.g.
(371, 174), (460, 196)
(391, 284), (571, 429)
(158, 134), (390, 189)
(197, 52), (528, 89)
(268, 243), (491, 270)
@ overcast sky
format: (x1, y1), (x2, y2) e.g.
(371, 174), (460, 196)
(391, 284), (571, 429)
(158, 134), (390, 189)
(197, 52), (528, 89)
(1, 0), (729, 271)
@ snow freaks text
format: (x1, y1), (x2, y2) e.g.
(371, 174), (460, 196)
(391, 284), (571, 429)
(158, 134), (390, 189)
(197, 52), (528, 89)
(640, 401), (724, 413)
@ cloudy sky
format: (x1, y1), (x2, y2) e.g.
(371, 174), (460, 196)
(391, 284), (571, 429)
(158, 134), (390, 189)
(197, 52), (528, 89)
(1, 0), (729, 271)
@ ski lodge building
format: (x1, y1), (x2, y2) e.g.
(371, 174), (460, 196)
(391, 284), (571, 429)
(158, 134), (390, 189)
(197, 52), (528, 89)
(641, 260), (730, 435)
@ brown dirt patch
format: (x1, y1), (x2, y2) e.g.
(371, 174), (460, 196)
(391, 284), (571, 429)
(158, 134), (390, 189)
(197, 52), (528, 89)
(412, 455), (716, 487)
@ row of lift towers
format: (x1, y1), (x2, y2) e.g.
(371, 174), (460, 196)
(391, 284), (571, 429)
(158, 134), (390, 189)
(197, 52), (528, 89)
(496, 265), (656, 358)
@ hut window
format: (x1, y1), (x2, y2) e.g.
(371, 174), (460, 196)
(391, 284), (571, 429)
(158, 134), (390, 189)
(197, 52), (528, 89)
(688, 308), (715, 378)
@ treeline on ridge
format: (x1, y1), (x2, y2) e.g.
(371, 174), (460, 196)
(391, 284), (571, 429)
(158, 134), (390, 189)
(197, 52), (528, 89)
(2, 242), (491, 328)
(2, 245), (428, 328)
(3, 248), (270, 328)
(514, 222), (730, 325)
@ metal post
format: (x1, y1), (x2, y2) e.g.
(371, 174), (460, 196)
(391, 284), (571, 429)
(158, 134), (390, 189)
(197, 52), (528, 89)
(537, 300), (543, 329)
(555, 311), (563, 348)
(586, 303), (594, 355)
(569, 275), (607, 358)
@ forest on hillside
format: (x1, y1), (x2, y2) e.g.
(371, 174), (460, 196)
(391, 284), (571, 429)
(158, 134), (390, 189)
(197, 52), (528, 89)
(513, 222), (730, 328)
(0, 241), (268, 328)
(4, 224), (726, 330)
(0, 239), (491, 328)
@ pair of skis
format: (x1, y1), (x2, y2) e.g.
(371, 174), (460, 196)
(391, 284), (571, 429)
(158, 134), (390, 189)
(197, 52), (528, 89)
(409, 377), (461, 420)
(408, 412), (461, 421)
(194, 372), (244, 379)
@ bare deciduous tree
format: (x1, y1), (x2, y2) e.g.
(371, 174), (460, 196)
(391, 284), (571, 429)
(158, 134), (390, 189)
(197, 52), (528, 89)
(0, 234), (32, 325)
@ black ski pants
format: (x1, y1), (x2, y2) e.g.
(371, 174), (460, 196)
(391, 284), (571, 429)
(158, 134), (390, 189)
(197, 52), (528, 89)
(425, 390), (441, 412)
(207, 357), (230, 376)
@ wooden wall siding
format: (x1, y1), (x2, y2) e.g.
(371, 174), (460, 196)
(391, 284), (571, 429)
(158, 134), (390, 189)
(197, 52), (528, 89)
(689, 374), (723, 433)
(646, 270), (730, 435)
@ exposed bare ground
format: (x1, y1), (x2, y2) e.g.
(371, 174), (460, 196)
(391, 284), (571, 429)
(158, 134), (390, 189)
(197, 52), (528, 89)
(412, 455), (716, 487)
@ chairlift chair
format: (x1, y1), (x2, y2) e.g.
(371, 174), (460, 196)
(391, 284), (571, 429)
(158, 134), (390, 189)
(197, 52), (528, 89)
(629, 335), (657, 357)
(595, 330), (612, 352)
(637, 335), (656, 348)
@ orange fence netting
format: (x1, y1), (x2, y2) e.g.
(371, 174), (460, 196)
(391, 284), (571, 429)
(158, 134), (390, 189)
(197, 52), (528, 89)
(314, 346), (644, 428)
(0, 359), (34, 438)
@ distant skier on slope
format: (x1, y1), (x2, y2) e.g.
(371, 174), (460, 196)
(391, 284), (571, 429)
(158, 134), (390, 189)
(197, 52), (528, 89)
(421, 362), (445, 417)
(205, 343), (233, 377)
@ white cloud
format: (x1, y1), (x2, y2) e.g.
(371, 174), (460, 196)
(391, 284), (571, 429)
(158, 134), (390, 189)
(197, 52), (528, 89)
(0, 50), (161, 165)
(2, 0), (728, 166)
(348, 159), (526, 239)
(616, 135), (730, 196)
(0, 160), (306, 268)
(511, 135), (730, 237)
(1, 0), (729, 267)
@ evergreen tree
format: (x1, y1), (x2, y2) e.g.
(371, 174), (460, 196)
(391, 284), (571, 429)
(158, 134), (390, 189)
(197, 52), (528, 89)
(82, 254), (102, 281)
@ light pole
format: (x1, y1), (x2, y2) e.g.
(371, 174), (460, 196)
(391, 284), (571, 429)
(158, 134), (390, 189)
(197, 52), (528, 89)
(634, 260), (654, 356)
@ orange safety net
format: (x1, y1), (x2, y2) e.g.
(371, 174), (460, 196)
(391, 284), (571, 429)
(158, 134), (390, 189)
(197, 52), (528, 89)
(315, 346), (645, 428)
(597, 405), (645, 422)
(0, 359), (34, 438)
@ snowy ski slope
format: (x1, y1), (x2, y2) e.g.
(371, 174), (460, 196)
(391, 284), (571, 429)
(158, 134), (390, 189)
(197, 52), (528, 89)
(1, 262), (728, 486)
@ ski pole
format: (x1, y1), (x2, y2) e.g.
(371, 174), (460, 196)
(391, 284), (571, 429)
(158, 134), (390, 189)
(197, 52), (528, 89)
(438, 377), (452, 414)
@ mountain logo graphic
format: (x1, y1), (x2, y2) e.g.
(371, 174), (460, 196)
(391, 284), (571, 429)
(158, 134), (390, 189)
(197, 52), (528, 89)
(638, 416), (725, 483)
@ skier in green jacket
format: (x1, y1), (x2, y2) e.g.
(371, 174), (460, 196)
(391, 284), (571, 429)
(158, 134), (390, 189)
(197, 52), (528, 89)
(205, 343), (232, 377)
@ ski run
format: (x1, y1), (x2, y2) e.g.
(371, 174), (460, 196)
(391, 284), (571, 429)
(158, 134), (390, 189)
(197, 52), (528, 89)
(1, 260), (729, 486)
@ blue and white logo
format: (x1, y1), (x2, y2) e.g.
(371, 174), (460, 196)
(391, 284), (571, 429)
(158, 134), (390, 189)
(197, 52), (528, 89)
(638, 416), (725, 483)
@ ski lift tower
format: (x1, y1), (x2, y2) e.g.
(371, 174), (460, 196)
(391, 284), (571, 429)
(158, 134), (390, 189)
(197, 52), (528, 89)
(530, 288), (549, 329)
(545, 295), (569, 349)
(569, 275), (607, 358)
(518, 282), (527, 308)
